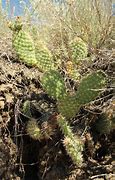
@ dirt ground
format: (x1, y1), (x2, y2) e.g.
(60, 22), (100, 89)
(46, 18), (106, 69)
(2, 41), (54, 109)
(0, 36), (114, 180)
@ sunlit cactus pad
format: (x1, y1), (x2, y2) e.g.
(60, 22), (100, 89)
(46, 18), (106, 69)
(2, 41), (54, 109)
(41, 70), (66, 99)
(13, 30), (37, 66)
(76, 71), (106, 104)
(35, 42), (55, 72)
(58, 94), (80, 119)
(69, 37), (88, 63)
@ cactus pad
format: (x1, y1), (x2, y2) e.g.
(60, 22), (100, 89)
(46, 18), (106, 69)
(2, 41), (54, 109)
(26, 119), (41, 140)
(35, 42), (55, 72)
(58, 94), (80, 119)
(69, 37), (88, 63)
(57, 115), (83, 166)
(76, 71), (106, 105)
(12, 30), (37, 66)
(63, 137), (83, 166)
(41, 70), (66, 99)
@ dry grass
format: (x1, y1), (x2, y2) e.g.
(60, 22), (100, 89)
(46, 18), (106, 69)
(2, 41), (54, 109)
(0, 1), (113, 52)
(26, 0), (113, 52)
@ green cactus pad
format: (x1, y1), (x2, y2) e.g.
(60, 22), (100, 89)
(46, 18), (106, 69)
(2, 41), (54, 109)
(57, 115), (74, 139)
(41, 70), (66, 99)
(76, 71), (106, 105)
(63, 137), (83, 166)
(58, 94), (80, 119)
(12, 30), (37, 66)
(35, 42), (55, 72)
(57, 115), (83, 166)
(69, 37), (88, 63)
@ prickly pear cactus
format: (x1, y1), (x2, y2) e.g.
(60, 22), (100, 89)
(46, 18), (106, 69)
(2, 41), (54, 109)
(35, 41), (55, 72)
(69, 37), (88, 63)
(9, 18), (55, 71)
(57, 115), (83, 166)
(9, 18), (37, 66)
(8, 17), (23, 32)
(58, 94), (80, 119)
(63, 137), (83, 166)
(41, 70), (66, 100)
(76, 71), (106, 105)
(13, 30), (37, 66)
(26, 119), (41, 140)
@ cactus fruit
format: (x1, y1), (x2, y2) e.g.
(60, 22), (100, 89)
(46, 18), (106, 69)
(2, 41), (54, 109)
(41, 70), (66, 99)
(8, 17), (23, 32)
(58, 94), (80, 119)
(76, 71), (106, 105)
(65, 61), (80, 80)
(35, 41), (55, 72)
(26, 119), (41, 140)
(57, 115), (83, 166)
(69, 37), (88, 63)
